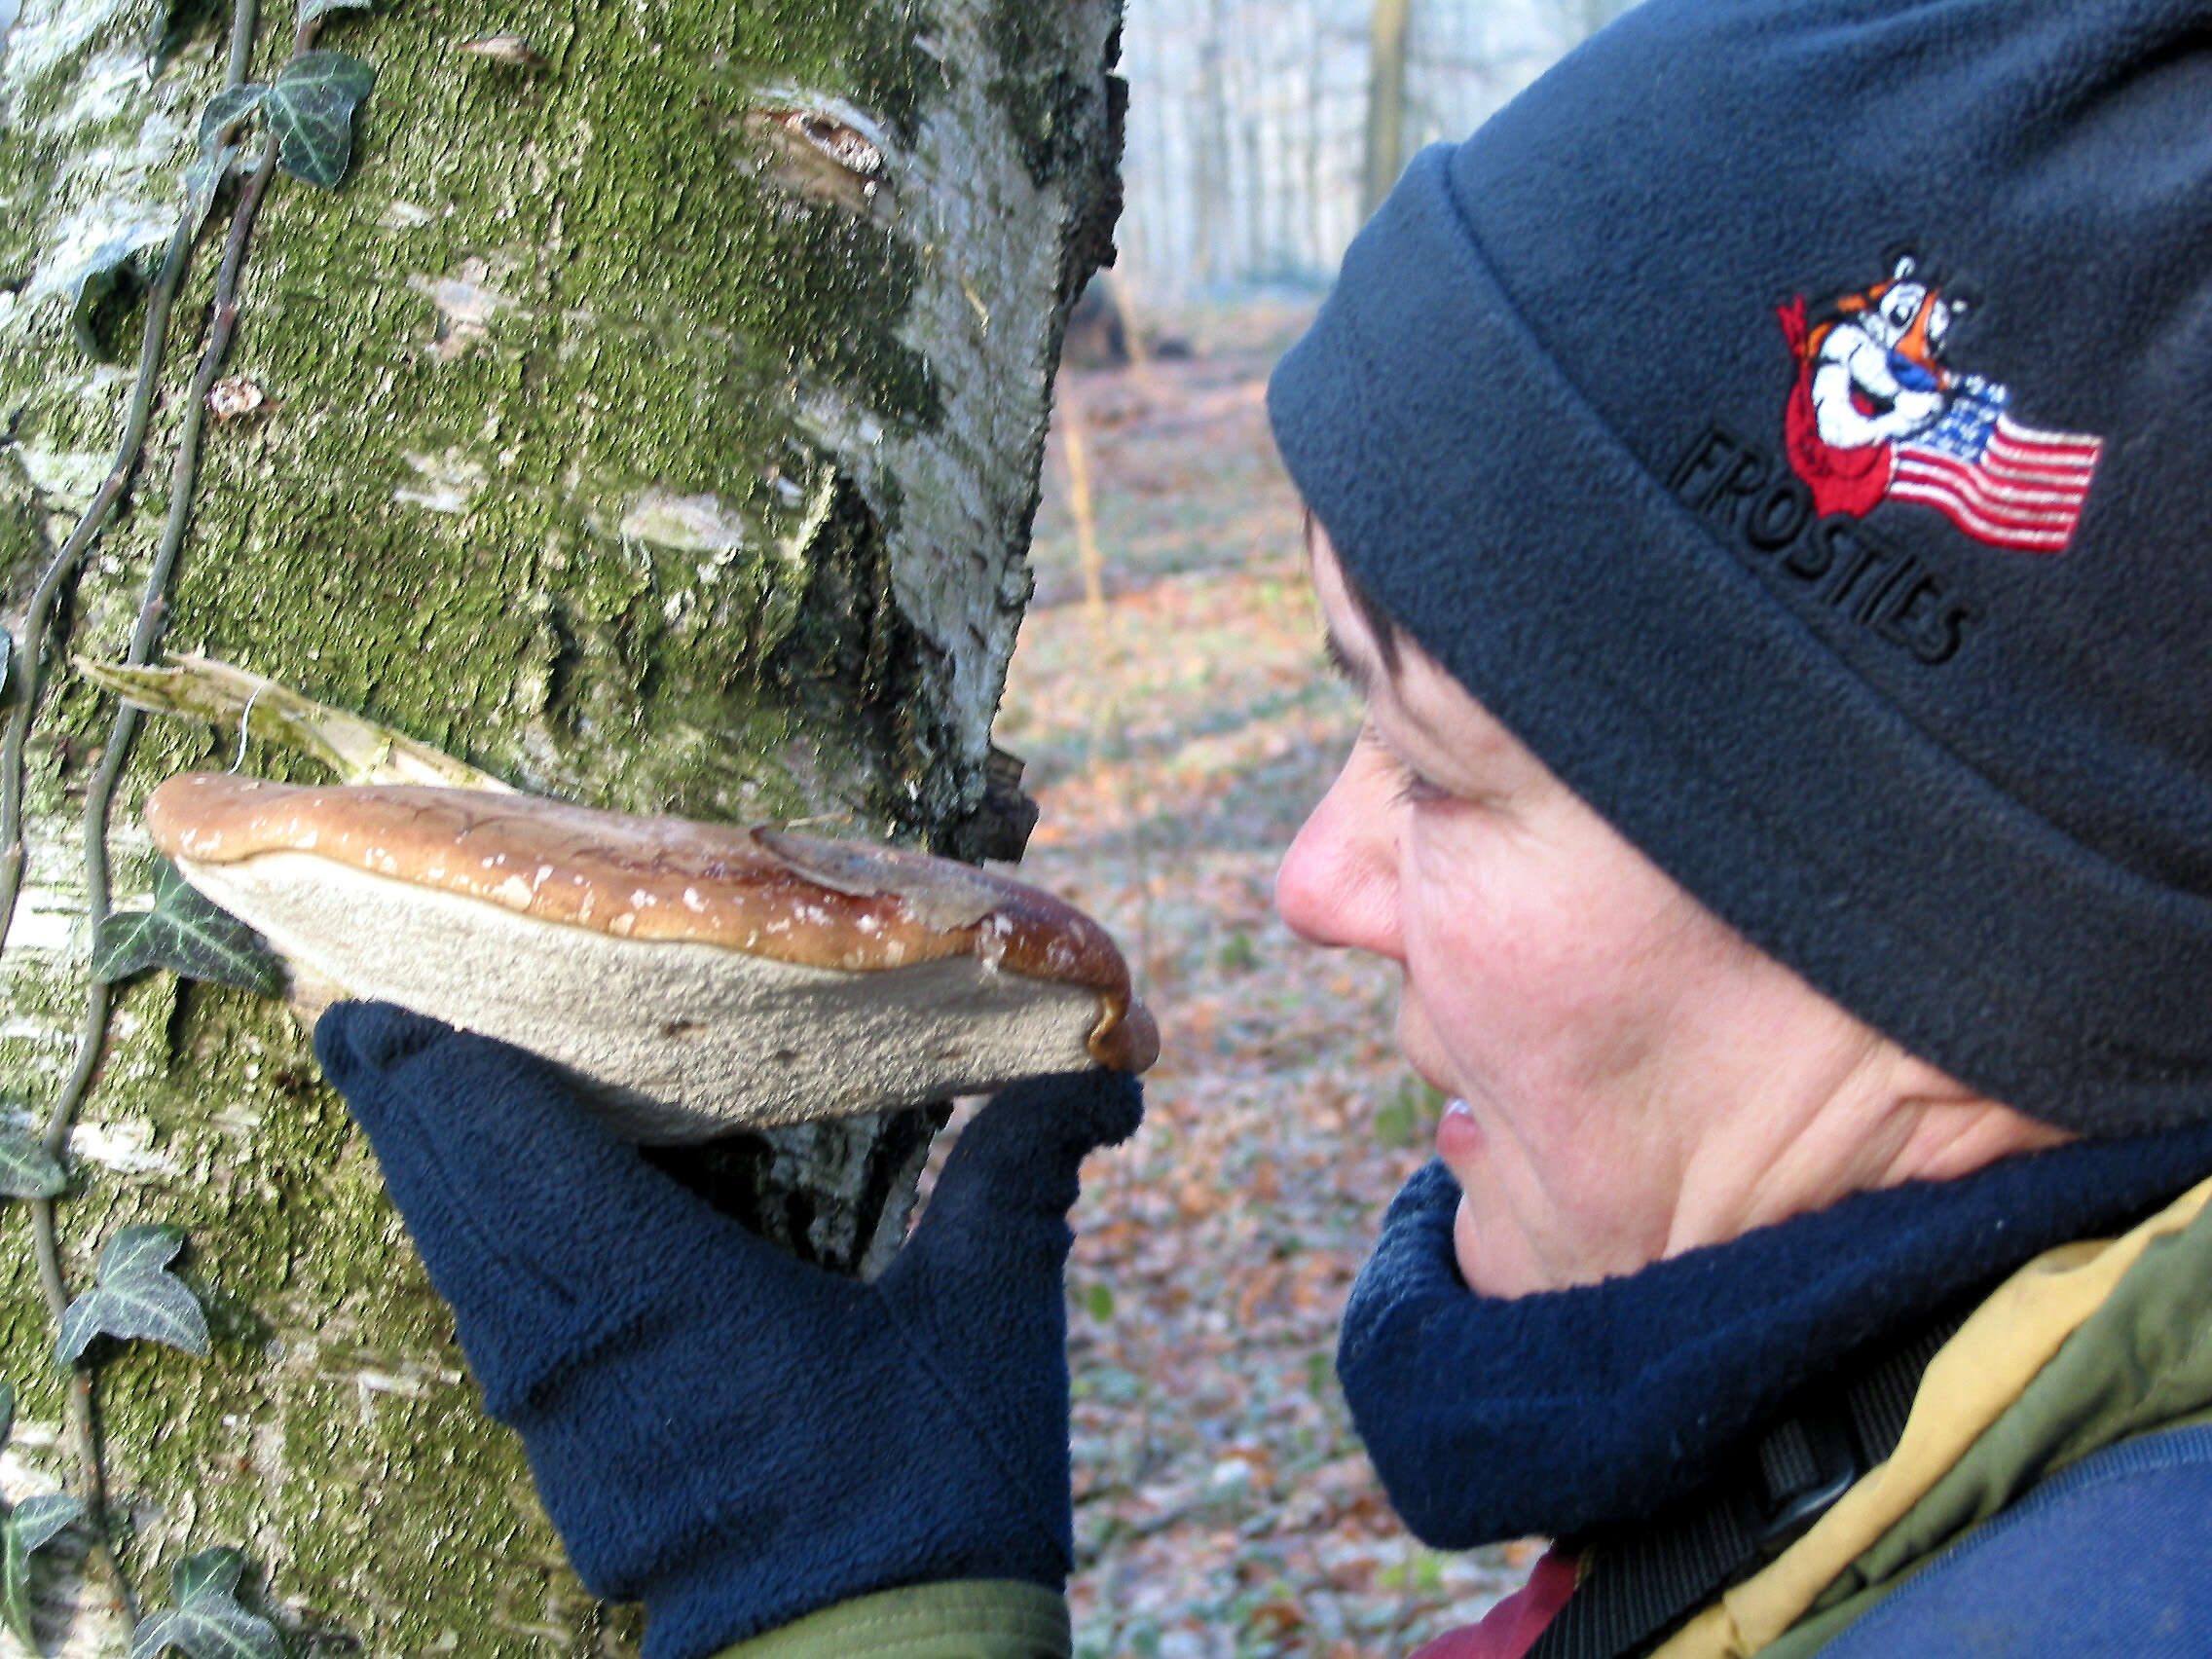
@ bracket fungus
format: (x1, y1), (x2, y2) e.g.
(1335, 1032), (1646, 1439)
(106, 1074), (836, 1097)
(145, 774), (1159, 1141)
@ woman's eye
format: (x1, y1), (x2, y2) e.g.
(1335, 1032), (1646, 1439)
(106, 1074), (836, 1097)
(1354, 723), (1455, 808)
(1390, 764), (1451, 808)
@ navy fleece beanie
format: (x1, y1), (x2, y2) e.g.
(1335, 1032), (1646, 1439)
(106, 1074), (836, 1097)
(1268, 0), (2212, 1135)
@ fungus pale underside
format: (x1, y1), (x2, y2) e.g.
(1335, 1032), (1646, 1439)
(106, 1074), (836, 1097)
(145, 774), (1158, 1141)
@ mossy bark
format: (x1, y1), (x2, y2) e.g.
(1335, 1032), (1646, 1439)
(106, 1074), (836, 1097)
(0, 0), (1122, 1649)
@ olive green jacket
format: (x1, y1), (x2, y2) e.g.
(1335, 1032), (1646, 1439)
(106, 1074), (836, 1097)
(707, 1578), (1069, 1659)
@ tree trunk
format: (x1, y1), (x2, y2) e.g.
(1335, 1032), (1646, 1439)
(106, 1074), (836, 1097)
(1194, 0), (1229, 286)
(1362, 0), (1411, 220)
(0, 0), (1121, 1648)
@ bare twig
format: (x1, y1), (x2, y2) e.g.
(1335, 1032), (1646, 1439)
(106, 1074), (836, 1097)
(6, 1), (273, 1627)
(25, 124), (292, 1467)
(49, 81), (292, 1157)
(0, 225), (195, 954)
(26, 1193), (135, 1623)
(0, 0), (266, 955)
(225, 0), (259, 85)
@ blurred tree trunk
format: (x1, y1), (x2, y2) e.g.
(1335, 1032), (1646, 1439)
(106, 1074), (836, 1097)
(1302, 4), (1326, 271)
(0, 0), (1121, 1650)
(1582, 0), (1640, 34)
(1195, 0), (1229, 284)
(1362, 0), (1411, 218)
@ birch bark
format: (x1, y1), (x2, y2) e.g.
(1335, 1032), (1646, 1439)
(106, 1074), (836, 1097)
(0, 0), (1121, 1648)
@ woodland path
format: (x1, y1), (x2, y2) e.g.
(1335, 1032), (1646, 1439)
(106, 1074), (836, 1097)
(972, 307), (1537, 1659)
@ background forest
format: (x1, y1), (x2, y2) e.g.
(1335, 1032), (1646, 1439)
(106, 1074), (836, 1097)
(1111, 0), (1637, 301)
(969, 9), (1642, 1655)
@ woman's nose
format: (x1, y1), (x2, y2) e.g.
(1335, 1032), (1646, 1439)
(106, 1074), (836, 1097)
(1274, 756), (1401, 960)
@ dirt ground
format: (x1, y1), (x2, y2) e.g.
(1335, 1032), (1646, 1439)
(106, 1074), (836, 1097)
(979, 307), (1538, 1659)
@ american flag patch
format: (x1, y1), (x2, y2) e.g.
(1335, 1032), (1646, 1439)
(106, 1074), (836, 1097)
(1890, 384), (2103, 554)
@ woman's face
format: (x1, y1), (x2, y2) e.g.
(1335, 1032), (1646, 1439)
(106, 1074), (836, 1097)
(1273, 529), (2045, 1297)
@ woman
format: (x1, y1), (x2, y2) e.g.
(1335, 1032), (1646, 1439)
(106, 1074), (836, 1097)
(313, 0), (2212, 1654)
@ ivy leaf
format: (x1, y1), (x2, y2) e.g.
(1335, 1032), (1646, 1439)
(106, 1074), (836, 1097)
(181, 145), (240, 237)
(265, 51), (376, 189)
(56, 1224), (210, 1366)
(2, 1493), (85, 1648)
(185, 82), (261, 237)
(196, 84), (268, 149)
(0, 1122), (66, 1200)
(4, 1498), (80, 1562)
(297, 0), (374, 27)
(92, 858), (283, 997)
(171, 1547), (247, 1605)
(129, 1548), (281, 1659)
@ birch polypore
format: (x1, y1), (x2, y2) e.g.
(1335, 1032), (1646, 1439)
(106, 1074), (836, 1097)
(145, 773), (1158, 1140)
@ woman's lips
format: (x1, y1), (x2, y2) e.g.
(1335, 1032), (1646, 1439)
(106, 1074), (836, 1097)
(1435, 1096), (1481, 1163)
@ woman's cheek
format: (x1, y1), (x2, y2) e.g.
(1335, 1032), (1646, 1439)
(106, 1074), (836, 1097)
(1403, 874), (1567, 1051)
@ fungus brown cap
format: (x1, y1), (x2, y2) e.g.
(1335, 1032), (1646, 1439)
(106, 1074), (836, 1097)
(145, 773), (1159, 1141)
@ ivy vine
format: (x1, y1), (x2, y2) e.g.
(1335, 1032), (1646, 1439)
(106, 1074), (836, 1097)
(0, 0), (376, 1644)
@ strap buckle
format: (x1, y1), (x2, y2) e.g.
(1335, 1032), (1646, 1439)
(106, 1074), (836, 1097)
(1750, 1397), (1862, 1558)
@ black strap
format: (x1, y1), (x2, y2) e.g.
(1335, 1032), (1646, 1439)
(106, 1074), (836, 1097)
(1523, 1305), (1972, 1659)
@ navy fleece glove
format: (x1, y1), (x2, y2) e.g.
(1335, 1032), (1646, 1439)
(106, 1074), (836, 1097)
(314, 1001), (1142, 1659)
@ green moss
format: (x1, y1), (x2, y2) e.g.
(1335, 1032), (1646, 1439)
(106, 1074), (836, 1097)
(0, 446), (45, 595)
(33, 976), (586, 1652)
(984, 0), (1104, 189)
(124, 0), (967, 829)
(0, 0), (1112, 1645)
(734, 0), (942, 142)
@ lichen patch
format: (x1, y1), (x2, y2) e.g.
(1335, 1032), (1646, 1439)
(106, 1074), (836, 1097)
(0, 883), (78, 951)
(619, 487), (750, 555)
(407, 257), (522, 361)
(0, 0), (140, 87)
(9, 434), (113, 508)
(394, 448), (489, 514)
(71, 1117), (176, 1174)
(25, 205), (172, 304)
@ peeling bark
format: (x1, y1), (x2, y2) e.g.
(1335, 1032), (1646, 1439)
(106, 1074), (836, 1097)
(0, 0), (1121, 1649)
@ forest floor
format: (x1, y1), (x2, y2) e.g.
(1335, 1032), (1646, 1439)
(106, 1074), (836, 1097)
(965, 305), (1539, 1659)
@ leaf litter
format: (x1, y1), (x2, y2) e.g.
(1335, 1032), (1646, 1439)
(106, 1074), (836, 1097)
(954, 305), (1540, 1659)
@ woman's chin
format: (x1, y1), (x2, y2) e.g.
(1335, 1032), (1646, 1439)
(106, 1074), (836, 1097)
(1452, 1196), (1539, 1299)
(1450, 1179), (1633, 1298)
(1450, 1221), (1502, 1296)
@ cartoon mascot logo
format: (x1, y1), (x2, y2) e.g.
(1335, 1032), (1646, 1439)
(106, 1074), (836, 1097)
(1778, 252), (2102, 554)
